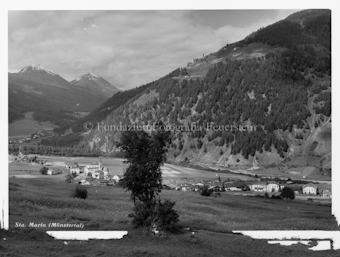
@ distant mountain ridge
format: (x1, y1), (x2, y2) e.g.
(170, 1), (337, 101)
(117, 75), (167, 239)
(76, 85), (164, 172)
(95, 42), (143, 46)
(11, 64), (70, 89)
(70, 72), (120, 98)
(8, 65), (120, 123)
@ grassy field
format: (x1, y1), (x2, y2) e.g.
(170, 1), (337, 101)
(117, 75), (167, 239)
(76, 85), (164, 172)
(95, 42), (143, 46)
(9, 177), (338, 231)
(9, 112), (55, 138)
(3, 176), (339, 256)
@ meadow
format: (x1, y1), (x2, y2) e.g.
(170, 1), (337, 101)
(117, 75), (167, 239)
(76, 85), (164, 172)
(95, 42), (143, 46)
(9, 112), (55, 139)
(8, 178), (337, 232)
(3, 176), (339, 256)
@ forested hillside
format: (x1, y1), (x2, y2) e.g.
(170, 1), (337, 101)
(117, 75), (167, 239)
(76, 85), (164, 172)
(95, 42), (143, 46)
(87, 50), (329, 160)
(35, 9), (331, 172)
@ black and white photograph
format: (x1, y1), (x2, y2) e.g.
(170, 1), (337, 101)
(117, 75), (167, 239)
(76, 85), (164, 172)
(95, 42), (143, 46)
(3, 1), (339, 256)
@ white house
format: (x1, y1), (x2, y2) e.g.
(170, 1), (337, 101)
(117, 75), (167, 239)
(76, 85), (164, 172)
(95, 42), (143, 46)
(71, 167), (79, 174)
(47, 169), (59, 175)
(180, 186), (192, 192)
(302, 184), (318, 195)
(112, 175), (123, 183)
(266, 181), (280, 192)
(249, 181), (267, 192)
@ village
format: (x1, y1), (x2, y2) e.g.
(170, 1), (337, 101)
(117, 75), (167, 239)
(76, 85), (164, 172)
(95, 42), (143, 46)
(8, 130), (53, 144)
(11, 151), (331, 201)
(172, 176), (332, 200)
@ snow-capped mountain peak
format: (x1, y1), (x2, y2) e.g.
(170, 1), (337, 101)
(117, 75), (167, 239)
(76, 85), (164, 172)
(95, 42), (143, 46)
(19, 64), (59, 76)
(83, 72), (99, 79)
(73, 72), (99, 82)
(70, 72), (121, 96)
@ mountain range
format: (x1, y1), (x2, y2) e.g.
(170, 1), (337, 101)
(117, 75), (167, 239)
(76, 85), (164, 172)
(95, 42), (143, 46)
(74, 9), (331, 173)
(9, 64), (120, 123)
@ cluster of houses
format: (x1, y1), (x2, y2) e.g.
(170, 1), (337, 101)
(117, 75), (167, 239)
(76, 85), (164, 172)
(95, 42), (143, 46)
(15, 152), (53, 166)
(9, 131), (52, 144)
(66, 158), (121, 186)
(170, 177), (332, 198)
(247, 181), (331, 197)
(9, 137), (32, 144)
(12, 152), (62, 176)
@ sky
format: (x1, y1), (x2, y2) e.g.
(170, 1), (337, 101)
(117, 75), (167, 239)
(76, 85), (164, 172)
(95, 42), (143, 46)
(8, 9), (300, 90)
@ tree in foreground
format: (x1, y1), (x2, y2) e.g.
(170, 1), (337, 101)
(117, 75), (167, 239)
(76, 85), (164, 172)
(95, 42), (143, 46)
(118, 125), (179, 233)
(280, 187), (295, 200)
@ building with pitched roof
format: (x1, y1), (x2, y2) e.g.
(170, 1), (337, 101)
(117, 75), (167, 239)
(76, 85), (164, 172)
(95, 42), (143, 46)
(302, 183), (318, 195)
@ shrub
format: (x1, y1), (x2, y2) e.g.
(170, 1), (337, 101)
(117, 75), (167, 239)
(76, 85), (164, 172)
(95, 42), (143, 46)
(197, 139), (203, 149)
(264, 192), (269, 198)
(153, 199), (179, 232)
(65, 174), (72, 183)
(39, 166), (48, 175)
(242, 185), (250, 191)
(178, 140), (183, 150)
(212, 192), (221, 197)
(72, 185), (88, 199)
(199, 186), (213, 196)
(129, 199), (179, 232)
(281, 187), (295, 200)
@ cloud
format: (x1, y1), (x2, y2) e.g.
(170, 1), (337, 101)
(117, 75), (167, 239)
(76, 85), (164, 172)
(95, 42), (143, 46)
(8, 10), (299, 90)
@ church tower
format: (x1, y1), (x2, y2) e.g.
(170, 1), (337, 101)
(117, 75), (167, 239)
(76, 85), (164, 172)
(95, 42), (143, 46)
(99, 156), (103, 171)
